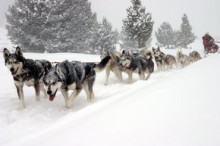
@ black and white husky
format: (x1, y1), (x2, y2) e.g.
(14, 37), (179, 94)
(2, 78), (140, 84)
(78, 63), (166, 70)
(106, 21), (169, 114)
(43, 56), (111, 108)
(152, 47), (177, 70)
(119, 49), (154, 82)
(3, 47), (52, 109)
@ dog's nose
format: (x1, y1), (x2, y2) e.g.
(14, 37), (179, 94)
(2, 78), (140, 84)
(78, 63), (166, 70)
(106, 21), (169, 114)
(10, 68), (15, 72)
(47, 90), (52, 95)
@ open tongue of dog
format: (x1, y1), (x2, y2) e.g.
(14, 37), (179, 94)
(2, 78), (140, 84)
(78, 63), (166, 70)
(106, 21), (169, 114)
(49, 95), (55, 101)
(12, 72), (16, 76)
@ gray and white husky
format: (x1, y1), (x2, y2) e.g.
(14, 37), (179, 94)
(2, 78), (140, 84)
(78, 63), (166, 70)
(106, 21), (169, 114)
(100, 50), (123, 85)
(3, 47), (52, 109)
(152, 47), (177, 71)
(119, 49), (154, 82)
(189, 51), (201, 63)
(152, 47), (166, 71)
(43, 56), (111, 108)
(176, 50), (190, 68)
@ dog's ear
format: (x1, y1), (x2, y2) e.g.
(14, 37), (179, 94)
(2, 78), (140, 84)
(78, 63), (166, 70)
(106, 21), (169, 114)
(56, 66), (62, 76)
(106, 50), (110, 56)
(126, 50), (131, 56)
(122, 49), (125, 55)
(3, 48), (10, 59)
(15, 47), (23, 57)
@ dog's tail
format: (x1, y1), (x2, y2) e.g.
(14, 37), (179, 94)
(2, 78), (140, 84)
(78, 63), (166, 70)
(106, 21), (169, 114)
(143, 48), (153, 60)
(92, 56), (111, 72)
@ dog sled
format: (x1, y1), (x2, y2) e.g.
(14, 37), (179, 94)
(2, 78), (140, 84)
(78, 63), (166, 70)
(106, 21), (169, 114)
(203, 39), (219, 54)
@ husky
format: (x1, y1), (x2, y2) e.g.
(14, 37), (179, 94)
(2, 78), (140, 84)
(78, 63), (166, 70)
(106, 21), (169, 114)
(100, 50), (123, 85)
(152, 47), (176, 70)
(176, 50), (190, 68)
(152, 47), (166, 71)
(119, 49), (154, 82)
(189, 51), (201, 63)
(164, 54), (177, 70)
(43, 56), (111, 108)
(3, 47), (52, 109)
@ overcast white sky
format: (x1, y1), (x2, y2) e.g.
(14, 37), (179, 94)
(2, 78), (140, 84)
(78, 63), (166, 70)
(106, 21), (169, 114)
(0, 0), (220, 39)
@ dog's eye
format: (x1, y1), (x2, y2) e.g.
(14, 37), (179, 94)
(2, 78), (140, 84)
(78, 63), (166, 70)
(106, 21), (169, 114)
(52, 82), (56, 85)
(14, 61), (19, 64)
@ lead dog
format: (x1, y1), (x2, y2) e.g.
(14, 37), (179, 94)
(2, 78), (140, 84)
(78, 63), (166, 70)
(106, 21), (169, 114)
(3, 47), (52, 109)
(43, 56), (111, 108)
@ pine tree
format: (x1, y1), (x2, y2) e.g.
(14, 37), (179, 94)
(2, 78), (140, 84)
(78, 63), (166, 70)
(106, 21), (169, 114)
(94, 18), (119, 53)
(178, 14), (196, 48)
(122, 0), (153, 48)
(6, 0), (48, 52)
(155, 22), (174, 48)
(6, 0), (99, 53)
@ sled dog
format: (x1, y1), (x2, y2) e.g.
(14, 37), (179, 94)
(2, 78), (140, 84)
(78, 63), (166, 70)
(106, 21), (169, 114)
(3, 47), (52, 109)
(44, 56), (111, 108)
(152, 47), (177, 70)
(100, 50), (123, 85)
(152, 47), (166, 71)
(176, 50), (190, 68)
(119, 49), (154, 82)
(164, 54), (177, 70)
(189, 51), (201, 63)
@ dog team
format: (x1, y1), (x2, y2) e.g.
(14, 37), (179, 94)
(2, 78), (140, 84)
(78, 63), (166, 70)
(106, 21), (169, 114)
(3, 46), (201, 109)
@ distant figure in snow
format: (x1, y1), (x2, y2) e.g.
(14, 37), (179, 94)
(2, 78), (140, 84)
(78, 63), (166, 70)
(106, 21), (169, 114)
(202, 33), (219, 53)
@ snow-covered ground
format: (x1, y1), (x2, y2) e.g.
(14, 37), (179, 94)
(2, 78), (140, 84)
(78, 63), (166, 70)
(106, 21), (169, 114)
(1, 50), (220, 146)
(1, 27), (220, 146)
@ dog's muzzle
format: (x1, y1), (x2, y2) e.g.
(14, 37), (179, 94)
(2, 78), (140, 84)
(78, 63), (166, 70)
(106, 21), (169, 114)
(47, 88), (58, 101)
(10, 68), (18, 76)
(47, 90), (52, 95)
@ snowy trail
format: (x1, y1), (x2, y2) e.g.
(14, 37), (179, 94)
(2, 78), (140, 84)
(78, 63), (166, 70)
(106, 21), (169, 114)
(1, 53), (220, 146)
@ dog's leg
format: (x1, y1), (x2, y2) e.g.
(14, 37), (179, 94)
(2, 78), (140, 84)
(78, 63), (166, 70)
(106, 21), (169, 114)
(115, 68), (123, 82)
(118, 70), (123, 82)
(83, 83), (93, 101)
(127, 71), (133, 83)
(40, 83), (47, 98)
(61, 89), (69, 108)
(104, 67), (110, 85)
(15, 81), (25, 109)
(139, 71), (145, 80)
(87, 78), (95, 101)
(67, 88), (82, 108)
(34, 82), (40, 101)
(145, 72), (151, 80)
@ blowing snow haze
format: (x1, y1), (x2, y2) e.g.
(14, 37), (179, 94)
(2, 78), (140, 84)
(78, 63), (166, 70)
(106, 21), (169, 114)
(0, 0), (220, 39)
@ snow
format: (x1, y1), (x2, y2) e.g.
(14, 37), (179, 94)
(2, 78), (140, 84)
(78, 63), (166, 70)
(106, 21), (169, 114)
(1, 26), (220, 146)
(1, 49), (220, 146)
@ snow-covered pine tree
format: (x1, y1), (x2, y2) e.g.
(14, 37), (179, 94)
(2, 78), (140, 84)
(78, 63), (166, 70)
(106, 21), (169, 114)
(65, 0), (97, 53)
(122, 0), (153, 48)
(6, 0), (48, 52)
(43, 0), (97, 53)
(173, 30), (182, 48)
(178, 14), (196, 48)
(155, 22), (174, 48)
(6, 0), (99, 53)
(97, 18), (119, 52)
